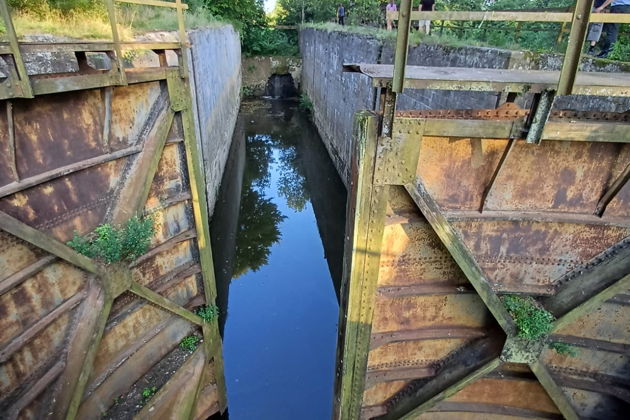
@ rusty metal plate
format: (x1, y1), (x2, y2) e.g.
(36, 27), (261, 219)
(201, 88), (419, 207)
(451, 220), (630, 294)
(417, 137), (510, 211)
(379, 218), (465, 287)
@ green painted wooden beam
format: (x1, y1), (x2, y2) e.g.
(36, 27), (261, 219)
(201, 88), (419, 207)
(336, 111), (385, 420)
(557, 0), (593, 95)
(0, 211), (101, 275)
(530, 360), (579, 420)
(129, 281), (204, 326)
(398, 358), (501, 420)
(404, 180), (516, 335)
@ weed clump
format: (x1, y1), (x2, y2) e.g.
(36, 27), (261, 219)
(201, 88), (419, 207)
(179, 335), (200, 352)
(196, 305), (219, 323)
(67, 216), (155, 264)
(503, 295), (555, 340)
(141, 386), (157, 402)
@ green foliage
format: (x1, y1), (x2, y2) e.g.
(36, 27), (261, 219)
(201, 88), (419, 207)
(298, 92), (313, 113)
(141, 386), (157, 401)
(242, 26), (299, 56)
(67, 216), (155, 264)
(8, 0), (105, 15)
(196, 304), (220, 322)
(347, 0), (381, 26)
(503, 295), (555, 340)
(179, 335), (200, 352)
(276, 0), (338, 25)
(549, 341), (579, 357)
(242, 85), (255, 96)
(608, 38), (630, 63)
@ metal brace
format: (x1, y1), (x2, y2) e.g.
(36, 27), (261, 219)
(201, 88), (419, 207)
(525, 89), (556, 144)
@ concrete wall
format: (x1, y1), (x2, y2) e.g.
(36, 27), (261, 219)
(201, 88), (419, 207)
(188, 26), (242, 216)
(299, 27), (630, 184)
(242, 56), (302, 96)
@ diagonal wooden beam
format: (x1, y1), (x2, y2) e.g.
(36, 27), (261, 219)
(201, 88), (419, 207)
(62, 281), (112, 420)
(387, 356), (501, 420)
(542, 237), (630, 318)
(110, 106), (174, 224)
(530, 361), (579, 420)
(594, 161), (630, 217)
(0, 255), (57, 295)
(553, 273), (630, 331)
(0, 145), (142, 199)
(379, 338), (502, 420)
(0, 211), (100, 275)
(405, 179), (515, 335)
(129, 281), (204, 326)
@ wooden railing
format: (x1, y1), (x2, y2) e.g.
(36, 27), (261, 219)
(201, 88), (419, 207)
(0, 0), (191, 99)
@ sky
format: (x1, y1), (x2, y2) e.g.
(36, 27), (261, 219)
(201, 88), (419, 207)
(265, 0), (277, 13)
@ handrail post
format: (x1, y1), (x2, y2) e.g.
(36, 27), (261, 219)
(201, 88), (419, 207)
(105, 0), (128, 85)
(557, 0), (593, 95)
(0, 0), (33, 98)
(393, 0), (413, 94)
(176, 0), (190, 78)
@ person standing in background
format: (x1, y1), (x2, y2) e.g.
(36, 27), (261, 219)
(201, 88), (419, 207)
(419, 0), (436, 35)
(386, 1), (397, 31)
(595, 0), (630, 58)
(337, 4), (345, 26)
(586, 0), (606, 56)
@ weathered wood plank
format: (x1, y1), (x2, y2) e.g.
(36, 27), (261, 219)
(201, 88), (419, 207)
(116, 0), (189, 9)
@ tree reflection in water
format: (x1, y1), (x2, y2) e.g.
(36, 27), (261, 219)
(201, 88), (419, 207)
(233, 131), (310, 277)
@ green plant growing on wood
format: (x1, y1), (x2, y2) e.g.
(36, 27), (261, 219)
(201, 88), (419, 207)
(503, 295), (555, 340)
(67, 216), (155, 264)
(141, 386), (158, 401)
(196, 304), (219, 322)
(298, 92), (313, 113)
(549, 341), (578, 357)
(179, 335), (200, 352)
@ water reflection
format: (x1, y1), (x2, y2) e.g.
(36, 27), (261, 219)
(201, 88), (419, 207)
(210, 99), (347, 419)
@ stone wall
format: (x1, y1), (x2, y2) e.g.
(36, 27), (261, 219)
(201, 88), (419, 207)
(188, 26), (242, 216)
(299, 27), (630, 184)
(242, 56), (302, 96)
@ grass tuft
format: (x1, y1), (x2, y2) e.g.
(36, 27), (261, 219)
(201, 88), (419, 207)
(503, 295), (555, 340)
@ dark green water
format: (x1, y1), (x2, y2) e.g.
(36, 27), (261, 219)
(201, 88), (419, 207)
(210, 99), (347, 419)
